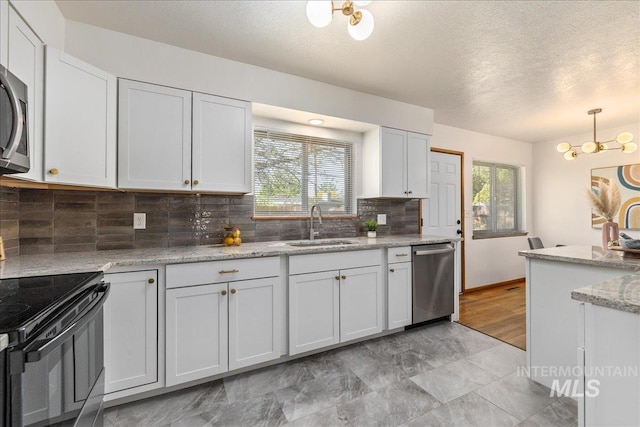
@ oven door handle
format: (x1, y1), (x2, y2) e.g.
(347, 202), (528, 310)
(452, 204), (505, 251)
(0, 71), (25, 160)
(24, 283), (110, 363)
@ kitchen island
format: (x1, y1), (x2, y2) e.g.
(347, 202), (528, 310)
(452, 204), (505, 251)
(571, 274), (640, 426)
(519, 246), (640, 393)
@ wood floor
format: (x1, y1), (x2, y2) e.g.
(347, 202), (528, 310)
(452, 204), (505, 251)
(458, 280), (526, 350)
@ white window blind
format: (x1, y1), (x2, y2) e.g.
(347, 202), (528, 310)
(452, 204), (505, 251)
(254, 129), (354, 216)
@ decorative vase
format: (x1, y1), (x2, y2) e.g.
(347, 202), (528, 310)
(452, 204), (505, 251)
(367, 231), (377, 238)
(602, 220), (619, 249)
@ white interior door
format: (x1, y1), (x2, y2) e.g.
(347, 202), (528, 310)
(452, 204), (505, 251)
(422, 151), (461, 238)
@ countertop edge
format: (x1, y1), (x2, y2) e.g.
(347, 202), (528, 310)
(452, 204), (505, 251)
(519, 247), (640, 272)
(0, 235), (461, 279)
(571, 274), (640, 315)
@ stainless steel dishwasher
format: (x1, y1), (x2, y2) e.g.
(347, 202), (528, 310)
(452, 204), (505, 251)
(412, 243), (455, 324)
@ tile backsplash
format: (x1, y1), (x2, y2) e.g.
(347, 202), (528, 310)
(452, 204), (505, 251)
(1, 187), (420, 255)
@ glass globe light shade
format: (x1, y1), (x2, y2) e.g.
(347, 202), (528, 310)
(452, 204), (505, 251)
(556, 142), (571, 153)
(581, 141), (598, 153)
(353, 1), (372, 5)
(564, 150), (577, 160)
(348, 9), (374, 40)
(616, 132), (634, 144)
(621, 142), (638, 153)
(306, 1), (333, 28)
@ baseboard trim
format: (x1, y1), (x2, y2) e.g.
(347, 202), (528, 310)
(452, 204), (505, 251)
(463, 277), (525, 293)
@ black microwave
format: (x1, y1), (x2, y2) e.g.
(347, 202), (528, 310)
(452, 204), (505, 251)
(0, 64), (29, 175)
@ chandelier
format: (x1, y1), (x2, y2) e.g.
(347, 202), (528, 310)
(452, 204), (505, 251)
(306, 1), (374, 41)
(557, 108), (637, 160)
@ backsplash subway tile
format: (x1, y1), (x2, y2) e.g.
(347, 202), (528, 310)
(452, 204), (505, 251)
(4, 187), (420, 255)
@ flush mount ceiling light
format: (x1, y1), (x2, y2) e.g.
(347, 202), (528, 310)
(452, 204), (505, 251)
(308, 118), (324, 126)
(557, 108), (637, 160)
(306, 1), (374, 41)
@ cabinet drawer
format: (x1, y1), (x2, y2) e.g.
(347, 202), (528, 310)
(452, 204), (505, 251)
(289, 249), (382, 275)
(388, 246), (411, 263)
(166, 257), (280, 288)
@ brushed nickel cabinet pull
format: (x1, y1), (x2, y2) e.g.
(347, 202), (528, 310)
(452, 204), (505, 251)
(395, 253), (408, 257)
(219, 269), (239, 274)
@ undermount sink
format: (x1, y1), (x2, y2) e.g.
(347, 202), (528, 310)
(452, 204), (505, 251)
(288, 240), (354, 247)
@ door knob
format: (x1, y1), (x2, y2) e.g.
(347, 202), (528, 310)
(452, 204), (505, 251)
(335, 276), (340, 280)
(389, 268), (395, 273)
(341, 275), (346, 279)
(184, 179), (190, 185)
(457, 229), (463, 235)
(193, 180), (199, 186)
(457, 219), (461, 225)
(221, 290), (227, 296)
(230, 289), (236, 294)
(49, 168), (59, 175)
(147, 278), (155, 284)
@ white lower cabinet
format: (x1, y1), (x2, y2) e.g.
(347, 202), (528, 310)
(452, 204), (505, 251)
(387, 246), (412, 329)
(579, 302), (640, 427)
(166, 283), (228, 385)
(103, 270), (158, 394)
(289, 250), (383, 355)
(165, 259), (281, 386)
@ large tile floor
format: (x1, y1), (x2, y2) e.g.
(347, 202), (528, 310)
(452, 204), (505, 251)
(104, 321), (577, 426)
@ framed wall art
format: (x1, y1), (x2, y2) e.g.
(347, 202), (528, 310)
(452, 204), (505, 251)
(591, 163), (640, 230)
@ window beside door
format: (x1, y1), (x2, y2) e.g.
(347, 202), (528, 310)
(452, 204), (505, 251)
(472, 162), (526, 238)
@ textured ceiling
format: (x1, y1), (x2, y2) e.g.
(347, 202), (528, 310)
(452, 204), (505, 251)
(55, 1), (640, 143)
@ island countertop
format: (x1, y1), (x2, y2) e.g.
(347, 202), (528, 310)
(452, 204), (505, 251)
(0, 235), (460, 279)
(571, 274), (640, 315)
(519, 245), (640, 272)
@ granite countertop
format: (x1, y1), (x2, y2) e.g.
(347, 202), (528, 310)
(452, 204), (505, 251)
(0, 235), (460, 279)
(572, 274), (640, 314)
(519, 245), (640, 272)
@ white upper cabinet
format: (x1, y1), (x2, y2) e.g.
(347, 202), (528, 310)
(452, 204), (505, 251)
(118, 79), (192, 191)
(363, 126), (431, 198)
(5, 5), (44, 182)
(44, 47), (116, 187)
(192, 92), (251, 193)
(119, 79), (251, 193)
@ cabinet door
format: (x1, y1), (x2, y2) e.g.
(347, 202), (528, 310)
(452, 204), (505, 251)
(103, 270), (158, 394)
(228, 277), (280, 370)
(340, 265), (383, 342)
(0, 1), (8, 66)
(118, 79), (192, 191)
(44, 47), (116, 187)
(387, 261), (412, 329)
(380, 127), (407, 197)
(407, 132), (430, 198)
(166, 283), (228, 386)
(192, 92), (251, 193)
(289, 271), (340, 355)
(7, 6), (44, 182)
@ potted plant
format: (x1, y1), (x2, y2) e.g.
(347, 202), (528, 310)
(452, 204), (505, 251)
(365, 219), (378, 238)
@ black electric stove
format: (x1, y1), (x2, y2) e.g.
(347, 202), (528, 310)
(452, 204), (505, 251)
(0, 271), (104, 347)
(1, 271), (108, 427)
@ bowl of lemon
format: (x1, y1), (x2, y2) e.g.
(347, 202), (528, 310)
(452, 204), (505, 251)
(223, 226), (242, 246)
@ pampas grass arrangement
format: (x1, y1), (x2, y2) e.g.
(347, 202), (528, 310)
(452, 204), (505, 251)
(587, 181), (621, 221)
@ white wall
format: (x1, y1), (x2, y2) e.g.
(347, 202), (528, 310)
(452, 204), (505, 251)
(63, 20), (433, 136)
(533, 122), (640, 247)
(430, 123), (534, 289)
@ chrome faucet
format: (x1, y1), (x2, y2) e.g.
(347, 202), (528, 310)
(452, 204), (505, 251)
(309, 205), (323, 240)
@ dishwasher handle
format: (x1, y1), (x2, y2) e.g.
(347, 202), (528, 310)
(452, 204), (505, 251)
(414, 247), (454, 256)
